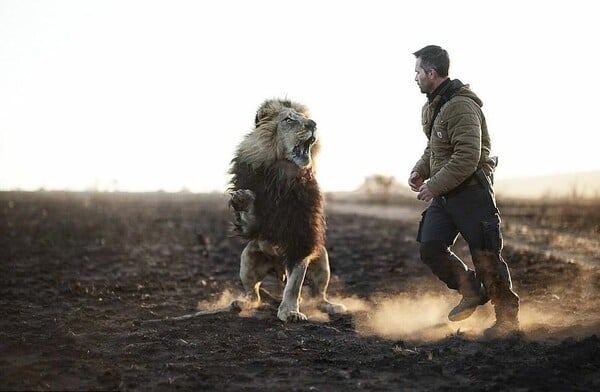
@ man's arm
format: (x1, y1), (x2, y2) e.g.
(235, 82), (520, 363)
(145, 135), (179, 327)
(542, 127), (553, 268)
(411, 142), (431, 181)
(410, 142), (432, 201)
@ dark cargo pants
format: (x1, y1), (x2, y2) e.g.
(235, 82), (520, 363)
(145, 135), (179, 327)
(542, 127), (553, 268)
(416, 182), (514, 299)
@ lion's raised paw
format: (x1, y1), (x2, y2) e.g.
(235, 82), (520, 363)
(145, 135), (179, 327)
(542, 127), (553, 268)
(230, 189), (255, 212)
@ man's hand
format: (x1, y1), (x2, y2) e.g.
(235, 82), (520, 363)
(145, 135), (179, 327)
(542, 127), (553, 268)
(408, 172), (424, 192)
(417, 184), (434, 202)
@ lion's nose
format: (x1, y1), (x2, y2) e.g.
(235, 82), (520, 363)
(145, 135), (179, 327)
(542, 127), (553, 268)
(306, 119), (317, 130)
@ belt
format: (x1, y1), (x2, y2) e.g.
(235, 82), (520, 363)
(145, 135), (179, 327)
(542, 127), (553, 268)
(442, 175), (480, 198)
(463, 176), (480, 186)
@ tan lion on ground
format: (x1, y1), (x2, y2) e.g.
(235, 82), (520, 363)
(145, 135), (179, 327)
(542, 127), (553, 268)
(228, 98), (346, 322)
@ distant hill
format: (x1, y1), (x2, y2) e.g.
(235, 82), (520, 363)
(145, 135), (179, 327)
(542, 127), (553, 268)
(345, 171), (600, 201)
(494, 171), (600, 200)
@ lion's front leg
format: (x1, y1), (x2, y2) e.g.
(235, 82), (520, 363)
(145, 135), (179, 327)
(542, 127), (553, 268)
(306, 246), (347, 315)
(277, 261), (309, 322)
(229, 189), (256, 235)
(230, 241), (271, 312)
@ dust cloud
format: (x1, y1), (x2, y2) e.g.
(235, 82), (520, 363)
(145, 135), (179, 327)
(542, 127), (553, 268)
(340, 290), (599, 342)
(194, 285), (600, 341)
(350, 293), (492, 341)
(196, 289), (237, 311)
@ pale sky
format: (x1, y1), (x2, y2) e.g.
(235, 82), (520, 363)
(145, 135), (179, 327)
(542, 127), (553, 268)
(1, 0), (598, 193)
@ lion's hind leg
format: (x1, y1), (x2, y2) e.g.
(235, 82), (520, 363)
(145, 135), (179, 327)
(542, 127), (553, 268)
(230, 240), (271, 312)
(306, 246), (347, 316)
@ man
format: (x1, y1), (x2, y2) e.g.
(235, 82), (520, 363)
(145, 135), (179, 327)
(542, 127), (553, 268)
(409, 45), (520, 338)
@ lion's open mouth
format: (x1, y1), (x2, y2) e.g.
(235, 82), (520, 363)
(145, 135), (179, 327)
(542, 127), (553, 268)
(292, 137), (316, 166)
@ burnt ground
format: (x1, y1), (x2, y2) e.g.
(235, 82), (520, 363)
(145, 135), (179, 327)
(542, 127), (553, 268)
(1, 191), (599, 391)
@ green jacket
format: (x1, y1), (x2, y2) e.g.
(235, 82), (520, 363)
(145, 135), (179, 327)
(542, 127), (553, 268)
(412, 80), (496, 196)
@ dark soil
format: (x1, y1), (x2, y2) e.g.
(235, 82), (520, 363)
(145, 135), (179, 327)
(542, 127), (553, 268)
(1, 191), (599, 391)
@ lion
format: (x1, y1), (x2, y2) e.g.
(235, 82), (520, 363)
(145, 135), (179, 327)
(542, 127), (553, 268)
(228, 98), (346, 322)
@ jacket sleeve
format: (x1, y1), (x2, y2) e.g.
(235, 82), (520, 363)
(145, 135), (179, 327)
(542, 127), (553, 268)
(412, 141), (431, 179)
(427, 100), (482, 195)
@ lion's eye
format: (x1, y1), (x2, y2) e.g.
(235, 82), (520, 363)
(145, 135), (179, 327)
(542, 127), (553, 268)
(285, 118), (294, 124)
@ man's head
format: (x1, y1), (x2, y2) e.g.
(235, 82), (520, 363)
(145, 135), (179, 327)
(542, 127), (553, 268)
(413, 45), (450, 94)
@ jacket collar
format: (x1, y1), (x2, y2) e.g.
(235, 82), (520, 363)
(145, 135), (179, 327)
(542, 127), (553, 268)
(427, 78), (464, 103)
(427, 78), (451, 102)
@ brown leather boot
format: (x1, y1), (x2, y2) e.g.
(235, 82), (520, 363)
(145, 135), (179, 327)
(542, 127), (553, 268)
(483, 304), (520, 339)
(448, 285), (488, 322)
(472, 250), (520, 338)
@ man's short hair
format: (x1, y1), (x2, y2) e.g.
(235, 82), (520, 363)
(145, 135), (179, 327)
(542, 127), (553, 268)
(413, 45), (450, 77)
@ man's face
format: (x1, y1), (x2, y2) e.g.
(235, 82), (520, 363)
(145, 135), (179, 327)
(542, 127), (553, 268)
(414, 58), (434, 94)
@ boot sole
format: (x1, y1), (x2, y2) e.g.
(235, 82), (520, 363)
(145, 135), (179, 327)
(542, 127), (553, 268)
(448, 306), (478, 322)
(482, 328), (522, 340)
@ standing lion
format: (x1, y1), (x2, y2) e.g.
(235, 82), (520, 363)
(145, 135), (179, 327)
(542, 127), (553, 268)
(228, 98), (346, 322)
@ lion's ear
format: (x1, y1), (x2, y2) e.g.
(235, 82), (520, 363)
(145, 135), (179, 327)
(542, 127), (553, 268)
(255, 100), (275, 125)
(255, 105), (268, 125)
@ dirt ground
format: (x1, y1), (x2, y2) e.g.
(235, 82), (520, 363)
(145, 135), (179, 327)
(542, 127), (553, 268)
(1, 191), (599, 391)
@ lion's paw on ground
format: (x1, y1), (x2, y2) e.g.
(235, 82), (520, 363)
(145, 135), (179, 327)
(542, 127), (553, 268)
(278, 309), (308, 323)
